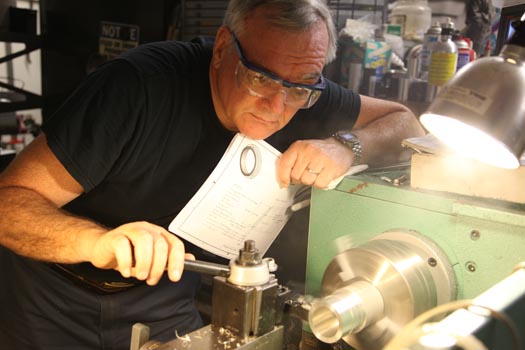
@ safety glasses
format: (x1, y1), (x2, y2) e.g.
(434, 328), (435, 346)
(230, 30), (325, 109)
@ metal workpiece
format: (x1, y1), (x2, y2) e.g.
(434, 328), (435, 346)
(309, 280), (384, 343)
(308, 230), (457, 350)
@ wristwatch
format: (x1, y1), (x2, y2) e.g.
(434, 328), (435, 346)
(332, 130), (362, 165)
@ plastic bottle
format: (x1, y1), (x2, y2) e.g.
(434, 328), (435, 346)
(418, 21), (441, 80)
(454, 35), (471, 71)
(464, 37), (476, 61)
(390, 0), (432, 41)
(429, 18), (458, 87)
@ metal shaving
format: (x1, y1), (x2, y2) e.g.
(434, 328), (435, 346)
(175, 330), (191, 342)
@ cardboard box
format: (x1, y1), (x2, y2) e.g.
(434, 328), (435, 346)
(343, 39), (391, 69)
(337, 38), (392, 88)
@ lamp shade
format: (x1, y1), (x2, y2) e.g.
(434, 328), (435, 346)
(420, 22), (525, 169)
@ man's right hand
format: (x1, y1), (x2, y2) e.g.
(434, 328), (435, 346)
(90, 221), (191, 285)
(0, 135), (193, 285)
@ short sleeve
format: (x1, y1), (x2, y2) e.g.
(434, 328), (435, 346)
(42, 60), (145, 192)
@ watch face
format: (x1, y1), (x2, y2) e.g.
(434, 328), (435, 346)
(334, 130), (361, 165)
(336, 131), (357, 143)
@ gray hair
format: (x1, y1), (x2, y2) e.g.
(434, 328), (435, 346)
(223, 0), (337, 64)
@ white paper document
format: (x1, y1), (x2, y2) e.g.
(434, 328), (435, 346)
(168, 133), (367, 259)
(169, 133), (298, 259)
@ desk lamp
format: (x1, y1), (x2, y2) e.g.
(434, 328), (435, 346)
(419, 17), (525, 169)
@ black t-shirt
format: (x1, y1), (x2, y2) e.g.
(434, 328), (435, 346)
(42, 39), (360, 278)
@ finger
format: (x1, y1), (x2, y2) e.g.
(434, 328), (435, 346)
(312, 165), (341, 189)
(312, 171), (334, 189)
(305, 166), (322, 176)
(298, 168), (319, 186)
(163, 232), (185, 282)
(132, 233), (155, 281)
(276, 149), (298, 187)
(113, 235), (133, 278)
(290, 159), (323, 185)
(289, 157), (310, 183)
(146, 236), (169, 285)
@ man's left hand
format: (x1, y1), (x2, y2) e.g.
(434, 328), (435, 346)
(276, 138), (354, 188)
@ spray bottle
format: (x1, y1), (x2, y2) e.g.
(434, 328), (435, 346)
(429, 18), (458, 87)
(418, 21), (441, 80)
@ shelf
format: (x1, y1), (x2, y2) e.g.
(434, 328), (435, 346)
(0, 31), (42, 113)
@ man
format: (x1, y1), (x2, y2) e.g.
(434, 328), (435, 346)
(0, 0), (424, 349)
(463, 0), (495, 56)
(427, 0), (495, 56)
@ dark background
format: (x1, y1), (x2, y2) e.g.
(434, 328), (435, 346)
(39, 0), (180, 119)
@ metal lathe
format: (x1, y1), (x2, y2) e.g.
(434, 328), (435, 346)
(130, 173), (525, 350)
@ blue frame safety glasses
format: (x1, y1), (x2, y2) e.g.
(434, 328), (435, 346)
(230, 30), (326, 109)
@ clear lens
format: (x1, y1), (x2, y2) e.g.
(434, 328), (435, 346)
(235, 61), (316, 109)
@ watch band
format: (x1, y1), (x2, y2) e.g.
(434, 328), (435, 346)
(333, 131), (362, 165)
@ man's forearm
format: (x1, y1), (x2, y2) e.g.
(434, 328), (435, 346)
(353, 110), (424, 167)
(0, 186), (106, 263)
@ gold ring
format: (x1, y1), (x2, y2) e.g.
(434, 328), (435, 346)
(307, 168), (321, 176)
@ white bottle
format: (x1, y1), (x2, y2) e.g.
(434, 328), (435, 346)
(429, 18), (458, 87)
(390, 0), (432, 42)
